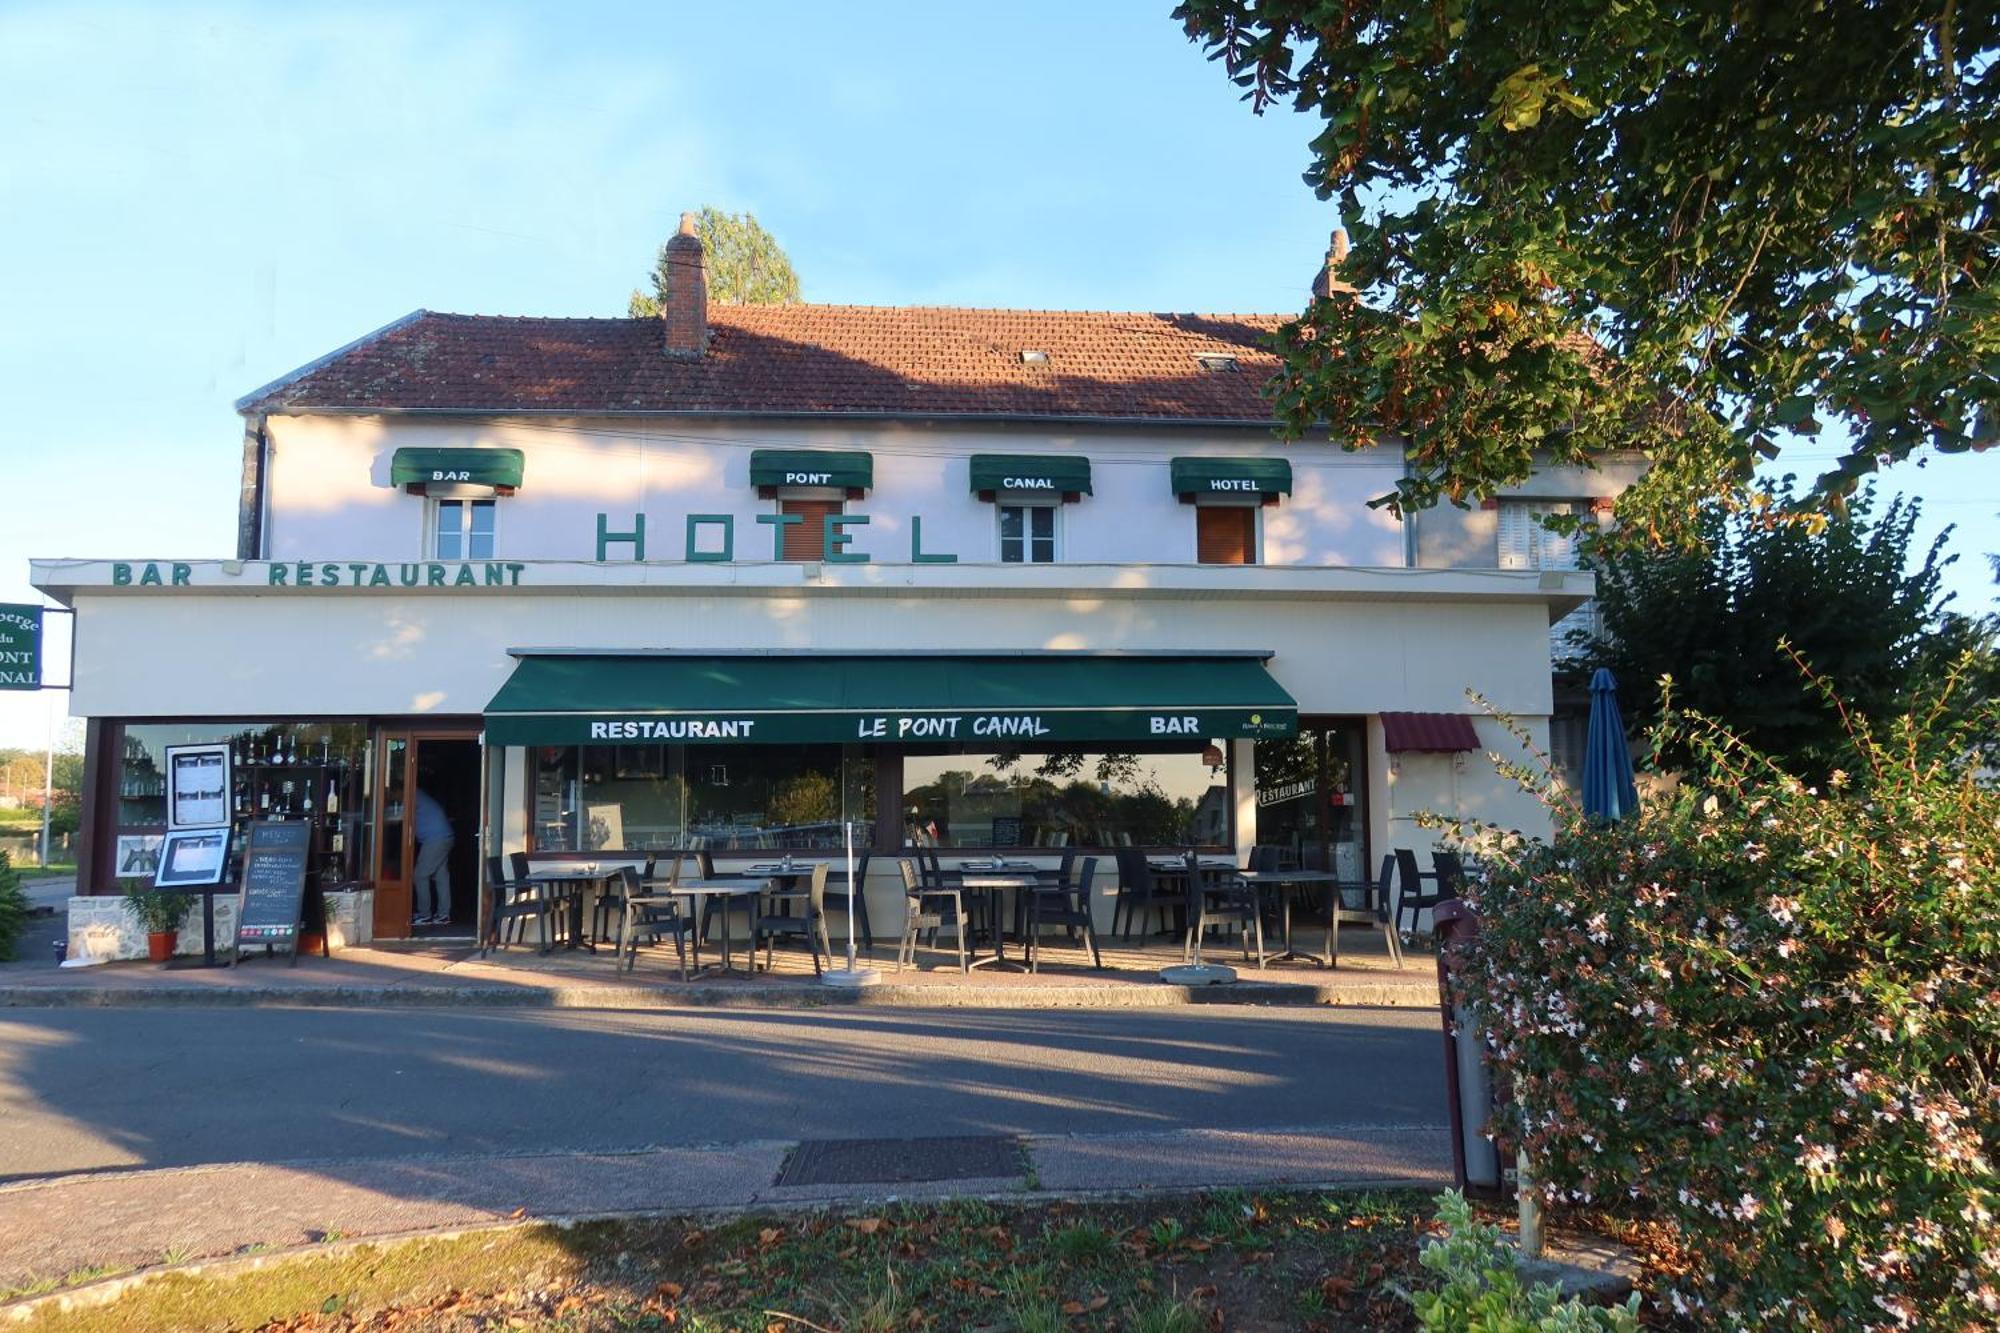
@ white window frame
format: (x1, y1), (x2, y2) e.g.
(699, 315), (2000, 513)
(426, 496), (498, 561)
(1192, 496), (1262, 566)
(995, 499), (1061, 564)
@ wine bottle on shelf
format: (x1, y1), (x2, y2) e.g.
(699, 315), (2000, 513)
(258, 783), (271, 813)
(303, 787), (315, 817)
(325, 780), (339, 816)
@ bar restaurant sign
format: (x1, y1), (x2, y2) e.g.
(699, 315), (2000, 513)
(0, 604), (41, 690)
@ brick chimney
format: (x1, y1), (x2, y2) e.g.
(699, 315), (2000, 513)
(662, 211), (708, 359)
(1312, 227), (1353, 300)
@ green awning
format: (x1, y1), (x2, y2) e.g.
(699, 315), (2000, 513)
(485, 653), (1298, 747)
(390, 448), (524, 489)
(968, 454), (1093, 497)
(1169, 457), (1292, 498)
(749, 449), (873, 491)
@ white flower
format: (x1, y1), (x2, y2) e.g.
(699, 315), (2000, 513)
(1733, 1193), (1762, 1221)
(1797, 1141), (1837, 1175)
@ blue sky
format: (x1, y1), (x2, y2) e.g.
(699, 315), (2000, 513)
(1, 2), (1994, 751)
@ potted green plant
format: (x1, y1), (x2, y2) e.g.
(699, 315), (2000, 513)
(120, 879), (192, 962)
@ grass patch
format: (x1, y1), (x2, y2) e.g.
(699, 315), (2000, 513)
(8, 1189), (1597, 1332)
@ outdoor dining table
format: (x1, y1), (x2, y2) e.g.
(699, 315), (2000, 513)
(1235, 869), (1345, 966)
(520, 866), (623, 955)
(628, 877), (770, 976)
(955, 862), (1039, 970)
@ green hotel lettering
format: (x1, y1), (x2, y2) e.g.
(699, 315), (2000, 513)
(265, 562), (527, 587)
(606, 512), (957, 564)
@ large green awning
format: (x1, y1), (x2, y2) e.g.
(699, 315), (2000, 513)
(1169, 457), (1292, 498)
(968, 454), (1093, 497)
(390, 448), (525, 489)
(485, 653), (1298, 747)
(748, 450), (873, 491)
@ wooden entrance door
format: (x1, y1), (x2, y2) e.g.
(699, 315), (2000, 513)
(371, 725), (483, 939)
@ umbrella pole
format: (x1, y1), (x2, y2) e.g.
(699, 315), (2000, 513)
(822, 818), (878, 988)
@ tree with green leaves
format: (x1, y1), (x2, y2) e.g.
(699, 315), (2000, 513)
(1581, 481), (1994, 775)
(628, 206), (800, 314)
(1175, 2), (1997, 536)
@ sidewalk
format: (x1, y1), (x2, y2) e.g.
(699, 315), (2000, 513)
(2, 929), (1438, 1011)
(0, 1126), (1452, 1292)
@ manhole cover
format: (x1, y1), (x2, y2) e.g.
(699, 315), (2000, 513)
(774, 1135), (1025, 1187)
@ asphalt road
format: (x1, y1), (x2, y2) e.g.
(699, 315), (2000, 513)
(0, 1005), (1446, 1182)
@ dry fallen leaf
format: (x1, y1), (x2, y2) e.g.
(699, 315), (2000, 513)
(758, 1227), (784, 1248)
(506, 1206), (528, 1220)
(847, 1216), (885, 1235)
(1088, 1294), (1110, 1311)
(656, 1280), (684, 1300)
(1061, 1301), (1085, 1316)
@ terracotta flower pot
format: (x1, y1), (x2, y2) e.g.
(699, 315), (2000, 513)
(299, 931), (326, 957)
(146, 931), (176, 962)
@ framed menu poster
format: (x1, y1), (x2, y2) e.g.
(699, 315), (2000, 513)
(154, 827), (230, 888)
(164, 743), (231, 830)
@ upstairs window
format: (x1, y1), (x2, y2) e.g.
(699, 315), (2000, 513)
(432, 499), (496, 560)
(1195, 505), (1257, 565)
(1499, 500), (1602, 658)
(998, 504), (1057, 563)
(779, 497), (842, 561)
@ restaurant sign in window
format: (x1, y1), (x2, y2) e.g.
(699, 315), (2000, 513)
(901, 746), (1226, 849)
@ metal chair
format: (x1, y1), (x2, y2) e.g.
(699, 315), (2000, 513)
(1432, 848), (1470, 899)
(754, 861), (831, 976)
(896, 857), (967, 974)
(1184, 850), (1265, 967)
(1026, 855), (1102, 972)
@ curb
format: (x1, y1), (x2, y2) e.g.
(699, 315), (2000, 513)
(0, 979), (1434, 1010)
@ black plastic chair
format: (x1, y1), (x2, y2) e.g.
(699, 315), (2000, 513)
(896, 856), (967, 973)
(1394, 848), (1453, 942)
(753, 861), (830, 975)
(1432, 849), (1469, 899)
(592, 854), (655, 942)
(1183, 850), (1265, 966)
(482, 854), (545, 956)
(616, 864), (695, 979)
(1026, 855), (1103, 972)
(820, 850), (874, 951)
(1111, 847), (1176, 942)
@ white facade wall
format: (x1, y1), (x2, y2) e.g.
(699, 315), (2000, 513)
(260, 415), (1411, 569)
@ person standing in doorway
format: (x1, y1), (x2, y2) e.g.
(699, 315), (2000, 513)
(412, 781), (454, 927)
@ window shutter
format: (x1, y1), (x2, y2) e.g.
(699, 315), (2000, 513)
(780, 499), (841, 561)
(1196, 506), (1256, 565)
(1497, 503), (1533, 569)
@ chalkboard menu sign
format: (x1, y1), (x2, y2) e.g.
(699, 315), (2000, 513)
(236, 821), (313, 963)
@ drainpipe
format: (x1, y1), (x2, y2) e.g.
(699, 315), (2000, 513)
(237, 414), (268, 559)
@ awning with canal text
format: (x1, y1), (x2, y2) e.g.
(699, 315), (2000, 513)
(483, 653), (1299, 747)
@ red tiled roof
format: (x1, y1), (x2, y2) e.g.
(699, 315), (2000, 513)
(1381, 712), (1483, 754)
(239, 306), (1293, 422)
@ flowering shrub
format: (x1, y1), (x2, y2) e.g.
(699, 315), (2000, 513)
(1406, 1190), (1641, 1331)
(1451, 668), (1998, 1328)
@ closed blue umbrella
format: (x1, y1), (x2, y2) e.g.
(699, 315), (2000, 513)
(1581, 667), (1638, 821)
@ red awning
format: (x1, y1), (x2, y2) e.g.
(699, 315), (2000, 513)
(1381, 712), (1482, 753)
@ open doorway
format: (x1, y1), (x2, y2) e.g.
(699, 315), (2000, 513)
(408, 737), (481, 938)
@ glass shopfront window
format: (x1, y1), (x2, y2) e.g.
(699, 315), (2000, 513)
(900, 746), (1227, 849)
(1252, 720), (1368, 880)
(116, 721), (372, 885)
(532, 744), (876, 852)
